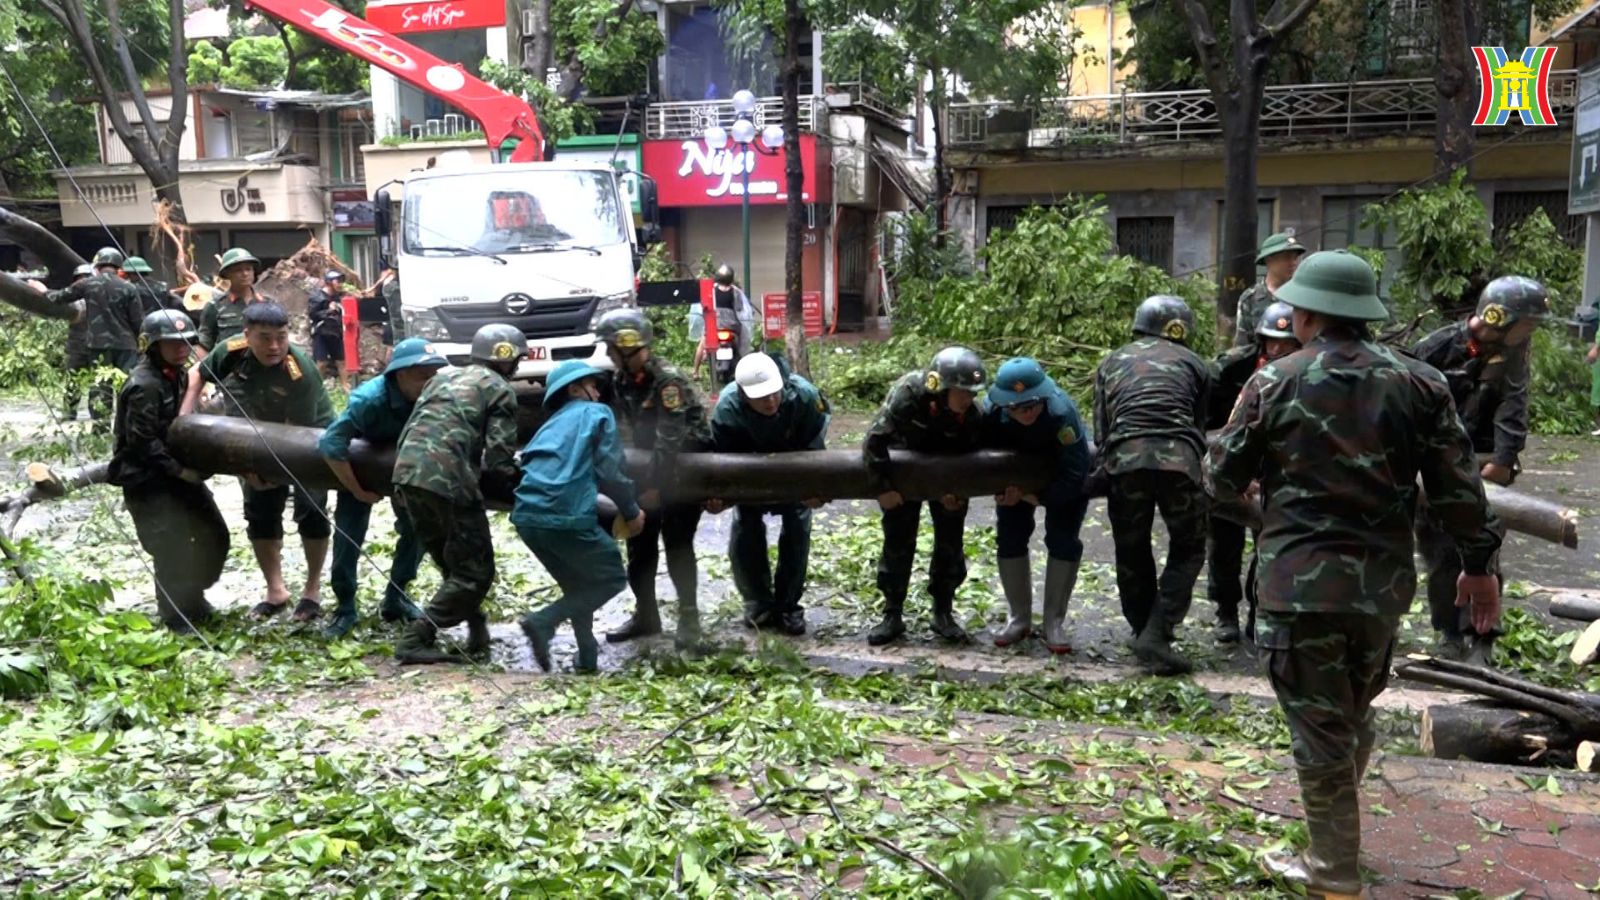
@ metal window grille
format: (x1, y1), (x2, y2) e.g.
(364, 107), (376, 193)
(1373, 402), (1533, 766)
(1492, 190), (1583, 248)
(1116, 216), (1175, 274)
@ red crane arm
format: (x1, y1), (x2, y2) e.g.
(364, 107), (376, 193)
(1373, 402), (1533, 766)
(243, 0), (545, 162)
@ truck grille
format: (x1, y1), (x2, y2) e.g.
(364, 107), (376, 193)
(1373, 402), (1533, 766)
(435, 296), (598, 341)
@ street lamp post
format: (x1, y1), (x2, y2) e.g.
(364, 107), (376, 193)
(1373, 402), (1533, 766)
(704, 89), (785, 363)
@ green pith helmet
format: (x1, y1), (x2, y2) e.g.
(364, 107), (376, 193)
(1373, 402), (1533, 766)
(593, 307), (654, 350)
(218, 247), (260, 275)
(987, 357), (1055, 408)
(1132, 294), (1195, 344)
(470, 323), (527, 365)
(1256, 301), (1297, 340)
(383, 337), (449, 375)
(138, 309), (197, 351)
(121, 256), (153, 274)
(92, 247), (124, 269)
(926, 346), (986, 394)
(1255, 231), (1307, 264)
(1274, 250), (1388, 322)
(1475, 275), (1550, 329)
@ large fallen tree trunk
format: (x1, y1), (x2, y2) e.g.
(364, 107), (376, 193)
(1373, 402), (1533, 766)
(1550, 592), (1600, 623)
(1421, 700), (1575, 765)
(165, 415), (1058, 504)
(1397, 654), (1600, 767)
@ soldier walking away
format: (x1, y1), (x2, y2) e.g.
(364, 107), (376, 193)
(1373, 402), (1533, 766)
(318, 338), (449, 639)
(308, 270), (350, 390)
(1206, 301), (1301, 644)
(120, 256), (176, 314)
(516, 360), (648, 673)
(1233, 231), (1307, 348)
(1209, 250), (1501, 899)
(391, 323), (523, 664)
(706, 353), (830, 636)
(982, 357), (1092, 653)
(1093, 295), (1210, 675)
(50, 262), (94, 420)
(111, 310), (229, 633)
(594, 308), (713, 651)
(864, 347), (987, 646)
(1409, 275), (1545, 666)
(49, 246), (143, 431)
(185, 302), (336, 622)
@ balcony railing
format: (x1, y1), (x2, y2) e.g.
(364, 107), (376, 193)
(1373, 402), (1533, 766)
(948, 70), (1578, 149)
(644, 95), (823, 140)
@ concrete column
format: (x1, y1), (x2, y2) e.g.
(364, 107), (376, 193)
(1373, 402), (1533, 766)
(370, 67), (399, 139)
(1583, 214), (1600, 314)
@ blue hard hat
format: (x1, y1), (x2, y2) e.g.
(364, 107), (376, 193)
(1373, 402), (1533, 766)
(383, 338), (448, 375)
(543, 359), (605, 407)
(986, 357), (1056, 408)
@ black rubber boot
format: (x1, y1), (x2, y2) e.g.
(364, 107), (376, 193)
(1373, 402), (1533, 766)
(395, 620), (453, 665)
(867, 603), (905, 646)
(1131, 615), (1193, 676)
(929, 594), (970, 643)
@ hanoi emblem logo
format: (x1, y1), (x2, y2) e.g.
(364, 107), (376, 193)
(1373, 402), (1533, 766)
(1472, 46), (1558, 127)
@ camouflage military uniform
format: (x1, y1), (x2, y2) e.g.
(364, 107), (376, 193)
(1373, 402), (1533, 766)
(111, 355), (229, 630)
(197, 338), (335, 541)
(609, 355), (711, 642)
(50, 273), (142, 425)
(382, 276), (404, 342)
(1232, 282), (1276, 348)
(1206, 342), (1268, 636)
(1410, 321), (1521, 643)
(129, 278), (176, 315)
(393, 364), (520, 631)
(199, 290), (274, 351)
(1092, 336), (1210, 638)
(49, 286), (93, 418)
(864, 371), (984, 619)
(1208, 327), (1501, 893)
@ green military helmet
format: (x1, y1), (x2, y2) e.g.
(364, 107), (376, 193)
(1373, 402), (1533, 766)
(1475, 275), (1549, 329)
(1256, 300), (1297, 340)
(121, 256), (154, 274)
(593, 307), (653, 351)
(383, 337), (449, 375)
(470, 323), (527, 365)
(1132, 294), (1195, 344)
(1274, 250), (1388, 322)
(1255, 231), (1307, 264)
(92, 246), (124, 269)
(72, 263), (95, 280)
(926, 346), (986, 394)
(217, 247), (260, 275)
(713, 264), (736, 287)
(987, 357), (1055, 408)
(138, 308), (198, 350)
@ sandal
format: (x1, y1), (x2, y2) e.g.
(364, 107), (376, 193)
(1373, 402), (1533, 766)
(250, 600), (288, 620)
(291, 598), (323, 622)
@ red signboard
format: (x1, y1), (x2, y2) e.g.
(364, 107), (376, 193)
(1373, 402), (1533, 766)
(365, 0), (505, 33)
(643, 135), (826, 208)
(763, 292), (824, 339)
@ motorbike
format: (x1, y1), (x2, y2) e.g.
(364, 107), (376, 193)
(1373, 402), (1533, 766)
(714, 326), (738, 384)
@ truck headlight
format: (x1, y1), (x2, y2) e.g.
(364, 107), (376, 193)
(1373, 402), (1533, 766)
(404, 308), (451, 342)
(588, 291), (635, 332)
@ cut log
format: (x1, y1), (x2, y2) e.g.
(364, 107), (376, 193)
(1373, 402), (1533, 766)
(1484, 483), (1580, 550)
(1550, 592), (1600, 623)
(1579, 741), (1599, 772)
(1422, 701), (1575, 764)
(1571, 620), (1600, 668)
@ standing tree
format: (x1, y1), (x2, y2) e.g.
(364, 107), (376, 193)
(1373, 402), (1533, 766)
(0, 7), (100, 204)
(1433, 0), (1476, 178)
(1174, 0), (1320, 337)
(780, 0), (809, 375)
(39, 0), (191, 230)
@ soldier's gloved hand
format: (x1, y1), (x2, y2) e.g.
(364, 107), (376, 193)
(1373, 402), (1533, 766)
(877, 490), (903, 511)
(1480, 463), (1513, 486)
(704, 498), (726, 514)
(1455, 572), (1501, 635)
(178, 468), (207, 484)
(939, 494), (965, 512)
(625, 510), (647, 539)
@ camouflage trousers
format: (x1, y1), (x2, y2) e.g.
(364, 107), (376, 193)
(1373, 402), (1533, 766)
(877, 499), (968, 609)
(1106, 470), (1207, 636)
(394, 486), (495, 629)
(1257, 611), (1396, 889)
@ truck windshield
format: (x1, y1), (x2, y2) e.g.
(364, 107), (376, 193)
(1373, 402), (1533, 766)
(403, 170), (627, 256)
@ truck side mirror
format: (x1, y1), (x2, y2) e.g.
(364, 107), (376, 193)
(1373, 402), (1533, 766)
(374, 187), (393, 269)
(637, 176), (661, 246)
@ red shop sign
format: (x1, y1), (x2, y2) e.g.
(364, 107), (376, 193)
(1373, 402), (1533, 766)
(642, 134), (825, 208)
(366, 0), (505, 33)
(763, 292), (824, 339)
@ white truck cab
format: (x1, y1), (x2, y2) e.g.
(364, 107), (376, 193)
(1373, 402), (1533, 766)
(376, 156), (659, 380)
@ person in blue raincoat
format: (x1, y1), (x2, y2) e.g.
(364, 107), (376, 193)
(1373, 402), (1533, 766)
(981, 357), (1093, 654)
(517, 360), (648, 673)
(318, 338), (448, 639)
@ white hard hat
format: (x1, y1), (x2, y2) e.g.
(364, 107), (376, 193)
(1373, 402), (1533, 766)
(734, 353), (783, 399)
